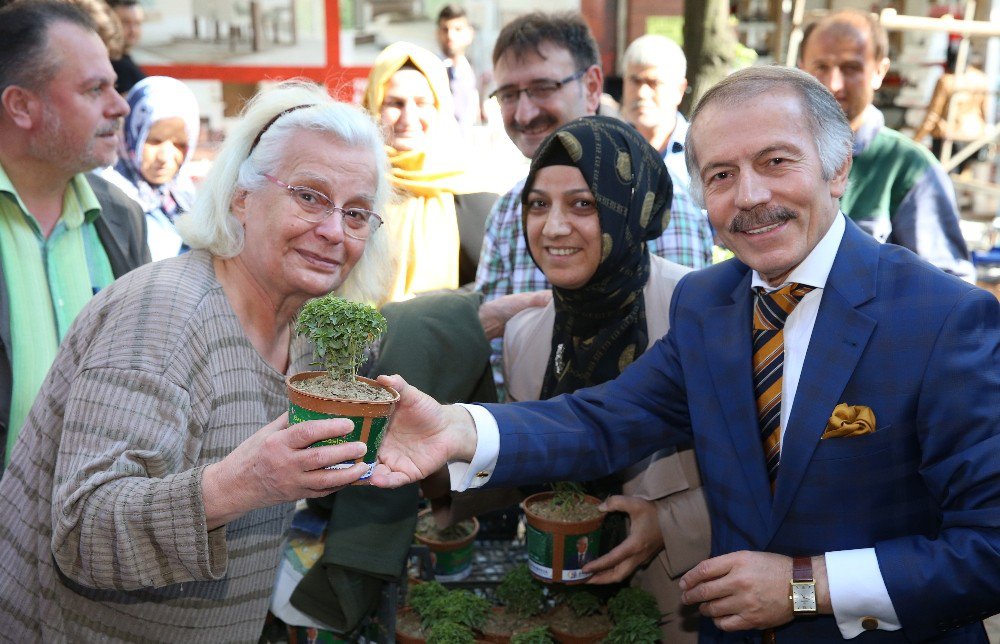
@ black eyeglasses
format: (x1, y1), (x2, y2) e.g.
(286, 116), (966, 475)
(263, 174), (383, 240)
(489, 69), (588, 106)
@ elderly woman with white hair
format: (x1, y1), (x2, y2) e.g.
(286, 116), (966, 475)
(0, 81), (392, 641)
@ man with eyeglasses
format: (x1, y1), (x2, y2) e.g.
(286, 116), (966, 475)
(458, 14), (708, 644)
(476, 12), (715, 400)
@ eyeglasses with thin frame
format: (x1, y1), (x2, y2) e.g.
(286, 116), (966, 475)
(489, 69), (588, 107)
(262, 174), (383, 240)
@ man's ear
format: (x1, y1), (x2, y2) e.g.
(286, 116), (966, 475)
(671, 77), (689, 108)
(829, 155), (852, 198)
(583, 64), (604, 115)
(1, 86), (40, 129)
(871, 57), (890, 91)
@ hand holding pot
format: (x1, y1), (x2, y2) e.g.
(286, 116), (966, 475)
(202, 412), (369, 529)
(582, 494), (663, 584)
(368, 374), (479, 488)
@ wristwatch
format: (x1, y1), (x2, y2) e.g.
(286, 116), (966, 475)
(790, 556), (817, 615)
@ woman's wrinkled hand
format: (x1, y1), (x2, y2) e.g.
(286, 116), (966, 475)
(202, 412), (368, 529)
(583, 494), (663, 584)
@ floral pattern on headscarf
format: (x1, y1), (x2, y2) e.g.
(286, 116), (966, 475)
(113, 76), (200, 221)
(522, 115), (673, 399)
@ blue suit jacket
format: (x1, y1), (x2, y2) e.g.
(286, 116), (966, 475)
(486, 219), (999, 642)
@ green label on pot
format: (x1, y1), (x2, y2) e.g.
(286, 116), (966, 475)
(526, 524), (601, 583)
(526, 524), (554, 580)
(288, 403), (389, 476)
(430, 543), (473, 582)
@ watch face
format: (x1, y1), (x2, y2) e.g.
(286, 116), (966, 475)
(792, 583), (816, 611)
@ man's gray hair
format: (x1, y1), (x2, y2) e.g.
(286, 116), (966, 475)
(684, 65), (853, 207)
(622, 34), (686, 79)
(176, 80), (392, 305)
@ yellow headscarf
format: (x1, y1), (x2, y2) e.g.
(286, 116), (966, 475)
(364, 43), (489, 300)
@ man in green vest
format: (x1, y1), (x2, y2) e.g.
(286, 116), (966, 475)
(0, 0), (150, 471)
(798, 9), (974, 283)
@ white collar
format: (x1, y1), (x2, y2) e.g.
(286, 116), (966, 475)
(751, 211), (845, 292)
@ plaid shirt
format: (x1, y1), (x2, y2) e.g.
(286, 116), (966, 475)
(474, 172), (714, 397)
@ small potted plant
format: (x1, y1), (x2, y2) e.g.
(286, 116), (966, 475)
(397, 582), (492, 644)
(522, 483), (605, 584)
(604, 587), (662, 644)
(602, 615), (661, 644)
(414, 509), (481, 582)
(546, 589), (611, 644)
(287, 294), (398, 480)
(396, 580), (448, 644)
(423, 589), (492, 632)
(426, 621), (477, 644)
(480, 564), (548, 643)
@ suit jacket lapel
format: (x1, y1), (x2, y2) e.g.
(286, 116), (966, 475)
(86, 174), (132, 277)
(701, 267), (774, 529)
(769, 222), (878, 534)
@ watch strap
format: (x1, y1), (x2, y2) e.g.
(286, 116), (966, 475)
(792, 556), (813, 582)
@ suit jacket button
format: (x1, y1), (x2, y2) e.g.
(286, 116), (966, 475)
(861, 617), (879, 631)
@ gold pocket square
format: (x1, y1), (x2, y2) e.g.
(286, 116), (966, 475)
(822, 403), (876, 439)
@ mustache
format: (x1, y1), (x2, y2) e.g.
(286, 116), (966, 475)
(96, 119), (123, 137)
(729, 205), (798, 234)
(512, 114), (557, 134)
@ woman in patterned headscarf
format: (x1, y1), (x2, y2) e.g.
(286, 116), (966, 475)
(503, 115), (709, 643)
(102, 75), (200, 261)
(362, 42), (492, 301)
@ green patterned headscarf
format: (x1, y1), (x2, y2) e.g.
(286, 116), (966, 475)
(522, 115), (673, 399)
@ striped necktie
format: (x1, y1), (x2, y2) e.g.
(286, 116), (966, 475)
(753, 283), (815, 489)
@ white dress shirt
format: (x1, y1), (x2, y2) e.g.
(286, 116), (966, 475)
(451, 213), (900, 638)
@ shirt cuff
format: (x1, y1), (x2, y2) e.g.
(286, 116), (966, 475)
(448, 404), (500, 491)
(826, 549), (902, 638)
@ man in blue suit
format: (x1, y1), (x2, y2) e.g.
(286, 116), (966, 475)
(371, 66), (1000, 642)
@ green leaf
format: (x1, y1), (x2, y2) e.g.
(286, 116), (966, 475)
(294, 294), (387, 380)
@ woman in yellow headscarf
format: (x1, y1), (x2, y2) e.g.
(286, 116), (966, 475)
(363, 42), (486, 301)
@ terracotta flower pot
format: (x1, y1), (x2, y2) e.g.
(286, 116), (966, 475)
(286, 371), (399, 482)
(521, 492), (605, 584)
(414, 509), (480, 582)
